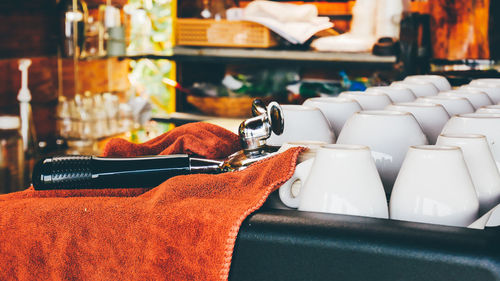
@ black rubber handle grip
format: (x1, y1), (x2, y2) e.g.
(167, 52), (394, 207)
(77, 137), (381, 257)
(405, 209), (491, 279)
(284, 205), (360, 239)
(32, 154), (192, 190)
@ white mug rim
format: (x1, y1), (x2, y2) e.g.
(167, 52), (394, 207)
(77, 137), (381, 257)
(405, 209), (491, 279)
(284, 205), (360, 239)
(341, 91), (389, 97)
(484, 105), (500, 109)
(367, 85), (411, 92)
(305, 97), (358, 104)
(393, 80), (436, 86)
(457, 113), (500, 119)
(284, 140), (328, 146)
(439, 133), (486, 140)
(410, 145), (460, 151)
(419, 96), (469, 101)
(439, 89), (487, 96)
(281, 104), (318, 111)
(320, 144), (369, 151)
(464, 84), (499, 89)
(390, 102), (441, 108)
(358, 110), (411, 116)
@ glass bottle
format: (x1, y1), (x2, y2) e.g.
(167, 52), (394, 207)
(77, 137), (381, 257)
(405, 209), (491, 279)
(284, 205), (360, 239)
(211, 0), (237, 20)
(58, 0), (89, 57)
(197, 0), (237, 19)
(56, 96), (72, 140)
(0, 116), (25, 194)
(104, 5), (126, 56)
(17, 59), (39, 187)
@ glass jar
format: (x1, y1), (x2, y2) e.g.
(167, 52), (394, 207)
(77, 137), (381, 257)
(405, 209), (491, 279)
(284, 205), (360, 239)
(56, 96), (72, 140)
(0, 116), (25, 194)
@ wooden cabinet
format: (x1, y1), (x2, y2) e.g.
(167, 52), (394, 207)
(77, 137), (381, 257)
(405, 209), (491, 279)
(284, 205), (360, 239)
(0, 0), (130, 141)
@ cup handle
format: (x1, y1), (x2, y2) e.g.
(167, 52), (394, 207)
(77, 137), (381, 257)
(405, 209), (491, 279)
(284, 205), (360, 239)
(279, 158), (314, 208)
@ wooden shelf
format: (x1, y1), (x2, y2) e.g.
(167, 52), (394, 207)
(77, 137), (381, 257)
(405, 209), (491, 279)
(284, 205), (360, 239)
(84, 47), (397, 66)
(172, 46), (397, 65)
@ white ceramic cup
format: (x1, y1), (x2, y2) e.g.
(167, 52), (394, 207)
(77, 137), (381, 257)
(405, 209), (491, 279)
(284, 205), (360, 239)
(415, 96), (475, 116)
(461, 84), (500, 104)
(476, 104), (500, 114)
(338, 91), (393, 110)
(385, 102), (450, 144)
(469, 79), (500, 88)
(280, 144), (388, 219)
(404, 75), (452, 92)
(365, 86), (417, 103)
(438, 89), (493, 110)
(441, 113), (500, 168)
(267, 105), (336, 146)
(277, 141), (327, 163)
(468, 203), (500, 229)
(277, 141), (326, 208)
(436, 134), (500, 214)
(390, 80), (439, 97)
(337, 110), (428, 194)
(302, 97), (362, 137)
(389, 145), (479, 227)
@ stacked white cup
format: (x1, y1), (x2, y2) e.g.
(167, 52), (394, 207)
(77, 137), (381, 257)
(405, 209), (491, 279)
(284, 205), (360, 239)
(389, 145), (479, 227)
(476, 104), (500, 114)
(267, 104), (336, 146)
(438, 89), (493, 110)
(279, 144), (388, 219)
(274, 75), (500, 228)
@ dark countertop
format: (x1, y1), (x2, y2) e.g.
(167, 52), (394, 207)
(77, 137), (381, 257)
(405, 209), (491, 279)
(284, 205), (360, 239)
(230, 197), (500, 281)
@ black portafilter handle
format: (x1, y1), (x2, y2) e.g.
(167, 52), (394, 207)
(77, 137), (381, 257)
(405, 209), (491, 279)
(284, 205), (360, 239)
(32, 154), (222, 190)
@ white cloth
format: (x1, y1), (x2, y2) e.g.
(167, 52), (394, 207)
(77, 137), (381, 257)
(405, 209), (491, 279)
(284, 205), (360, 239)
(311, 0), (377, 52)
(311, 0), (405, 53)
(228, 1), (333, 45)
(311, 34), (376, 53)
(243, 1), (319, 22)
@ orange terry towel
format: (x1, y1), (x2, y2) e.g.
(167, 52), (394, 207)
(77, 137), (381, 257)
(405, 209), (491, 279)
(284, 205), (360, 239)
(102, 122), (242, 159)
(0, 122), (303, 280)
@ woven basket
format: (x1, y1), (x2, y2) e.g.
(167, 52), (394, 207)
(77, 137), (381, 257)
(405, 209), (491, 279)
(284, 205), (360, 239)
(186, 96), (273, 118)
(176, 18), (277, 48)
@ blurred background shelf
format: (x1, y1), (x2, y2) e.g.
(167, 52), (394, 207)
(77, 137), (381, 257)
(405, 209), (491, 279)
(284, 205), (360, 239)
(81, 47), (397, 66)
(2, 0), (497, 169)
(173, 46), (395, 63)
(171, 46), (397, 66)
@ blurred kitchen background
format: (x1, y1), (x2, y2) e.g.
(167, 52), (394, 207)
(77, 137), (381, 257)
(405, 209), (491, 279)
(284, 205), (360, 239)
(0, 0), (498, 191)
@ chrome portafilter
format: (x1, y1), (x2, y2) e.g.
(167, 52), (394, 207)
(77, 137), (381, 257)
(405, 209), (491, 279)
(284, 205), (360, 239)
(32, 99), (284, 190)
(223, 100), (285, 171)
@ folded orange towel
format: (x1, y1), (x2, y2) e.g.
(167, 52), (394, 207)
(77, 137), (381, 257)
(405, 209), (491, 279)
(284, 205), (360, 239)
(0, 122), (303, 280)
(103, 122), (242, 159)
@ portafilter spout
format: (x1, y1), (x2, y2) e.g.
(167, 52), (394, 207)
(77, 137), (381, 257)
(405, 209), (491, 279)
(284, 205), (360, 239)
(223, 100), (284, 170)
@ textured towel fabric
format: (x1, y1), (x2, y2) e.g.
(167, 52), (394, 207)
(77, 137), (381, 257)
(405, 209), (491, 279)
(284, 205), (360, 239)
(102, 122), (242, 159)
(0, 122), (303, 281)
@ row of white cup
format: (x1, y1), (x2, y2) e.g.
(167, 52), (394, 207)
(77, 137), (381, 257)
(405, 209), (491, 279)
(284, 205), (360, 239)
(272, 76), (500, 228)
